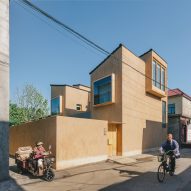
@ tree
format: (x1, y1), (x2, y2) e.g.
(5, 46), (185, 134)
(10, 84), (49, 126)
(9, 103), (26, 126)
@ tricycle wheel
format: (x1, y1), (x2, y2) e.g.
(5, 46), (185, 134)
(44, 169), (55, 182)
(17, 163), (24, 174)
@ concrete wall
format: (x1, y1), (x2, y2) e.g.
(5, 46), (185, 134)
(168, 96), (182, 115)
(0, 0), (9, 181)
(56, 116), (108, 169)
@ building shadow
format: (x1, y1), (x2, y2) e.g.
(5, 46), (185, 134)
(0, 177), (25, 191)
(99, 165), (191, 191)
(142, 120), (166, 152)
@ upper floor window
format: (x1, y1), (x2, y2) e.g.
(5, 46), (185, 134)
(94, 75), (112, 105)
(168, 104), (175, 114)
(162, 101), (167, 128)
(152, 60), (165, 91)
(76, 104), (82, 111)
(51, 97), (61, 115)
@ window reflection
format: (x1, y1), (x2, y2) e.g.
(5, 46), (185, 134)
(51, 97), (61, 115)
(94, 76), (112, 105)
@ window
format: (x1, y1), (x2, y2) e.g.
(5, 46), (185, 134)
(168, 104), (175, 114)
(76, 104), (82, 111)
(94, 75), (112, 105)
(51, 97), (61, 115)
(162, 101), (166, 128)
(152, 61), (156, 86)
(161, 67), (165, 91)
(156, 64), (161, 89)
(152, 60), (165, 91)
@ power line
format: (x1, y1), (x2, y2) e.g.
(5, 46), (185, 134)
(18, 0), (109, 56)
(17, 0), (176, 94)
(13, 0), (106, 59)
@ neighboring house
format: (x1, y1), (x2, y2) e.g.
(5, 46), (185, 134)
(168, 89), (191, 145)
(50, 84), (91, 118)
(10, 44), (168, 170)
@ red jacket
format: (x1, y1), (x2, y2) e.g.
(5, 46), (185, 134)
(33, 147), (45, 159)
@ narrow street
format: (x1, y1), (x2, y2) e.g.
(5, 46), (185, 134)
(1, 149), (191, 191)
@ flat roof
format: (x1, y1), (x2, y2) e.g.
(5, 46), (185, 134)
(50, 84), (90, 92)
(73, 84), (90, 88)
(139, 48), (168, 64)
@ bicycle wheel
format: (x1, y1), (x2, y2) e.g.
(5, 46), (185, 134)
(157, 164), (166, 183)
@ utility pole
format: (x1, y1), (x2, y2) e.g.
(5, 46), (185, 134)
(0, 0), (9, 181)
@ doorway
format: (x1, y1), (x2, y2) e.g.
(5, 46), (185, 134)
(107, 124), (122, 156)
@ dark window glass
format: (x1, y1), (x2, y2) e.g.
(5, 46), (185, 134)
(51, 97), (60, 115)
(168, 104), (175, 114)
(152, 60), (165, 92)
(156, 64), (161, 89)
(76, 104), (82, 111)
(161, 67), (165, 91)
(162, 101), (166, 128)
(94, 76), (112, 105)
(152, 61), (156, 86)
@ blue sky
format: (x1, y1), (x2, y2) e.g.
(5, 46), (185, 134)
(10, 0), (191, 103)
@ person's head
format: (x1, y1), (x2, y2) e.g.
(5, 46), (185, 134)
(36, 141), (44, 149)
(167, 133), (173, 142)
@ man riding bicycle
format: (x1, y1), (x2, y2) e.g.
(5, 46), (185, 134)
(159, 133), (180, 173)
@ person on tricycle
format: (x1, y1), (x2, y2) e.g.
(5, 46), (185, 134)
(33, 141), (46, 172)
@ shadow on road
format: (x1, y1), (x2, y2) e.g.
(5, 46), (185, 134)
(99, 164), (191, 191)
(0, 177), (25, 191)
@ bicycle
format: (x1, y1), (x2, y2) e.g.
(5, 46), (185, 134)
(157, 150), (176, 183)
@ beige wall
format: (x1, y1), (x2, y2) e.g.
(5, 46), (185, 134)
(9, 116), (57, 158)
(51, 85), (90, 117)
(64, 86), (90, 117)
(90, 45), (168, 156)
(91, 46), (123, 123)
(9, 116), (108, 170)
(121, 47), (167, 154)
(73, 84), (90, 92)
(56, 116), (108, 169)
(168, 96), (182, 115)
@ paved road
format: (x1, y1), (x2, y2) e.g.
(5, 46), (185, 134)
(1, 149), (191, 191)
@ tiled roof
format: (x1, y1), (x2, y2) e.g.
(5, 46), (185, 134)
(168, 89), (191, 101)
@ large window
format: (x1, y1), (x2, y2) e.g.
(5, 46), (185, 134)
(152, 61), (156, 86)
(162, 101), (167, 128)
(161, 67), (165, 91)
(51, 97), (61, 115)
(152, 60), (165, 91)
(94, 75), (112, 105)
(156, 64), (161, 89)
(168, 104), (175, 114)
